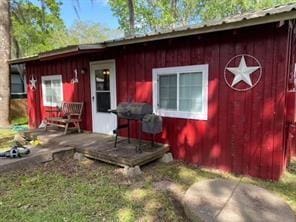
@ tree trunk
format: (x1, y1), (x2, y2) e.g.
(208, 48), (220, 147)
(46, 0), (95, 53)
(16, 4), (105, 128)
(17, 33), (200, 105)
(0, 0), (10, 126)
(171, 0), (178, 28)
(171, 0), (177, 16)
(127, 0), (135, 35)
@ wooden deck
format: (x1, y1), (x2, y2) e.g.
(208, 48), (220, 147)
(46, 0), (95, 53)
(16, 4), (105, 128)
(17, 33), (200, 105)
(26, 129), (170, 167)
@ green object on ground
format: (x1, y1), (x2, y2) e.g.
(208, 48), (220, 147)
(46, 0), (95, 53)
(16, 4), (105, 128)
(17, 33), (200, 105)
(11, 125), (28, 133)
(10, 117), (28, 126)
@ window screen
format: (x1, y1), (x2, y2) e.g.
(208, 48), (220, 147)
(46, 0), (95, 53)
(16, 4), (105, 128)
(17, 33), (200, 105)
(11, 74), (24, 94)
(159, 74), (177, 110)
(95, 69), (111, 112)
(179, 72), (203, 112)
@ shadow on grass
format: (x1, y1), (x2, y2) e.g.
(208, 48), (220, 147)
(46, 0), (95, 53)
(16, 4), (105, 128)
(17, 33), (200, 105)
(145, 161), (228, 189)
(0, 159), (186, 221)
(287, 159), (296, 175)
(0, 158), (295, 221)
(144, 159), (296, 213)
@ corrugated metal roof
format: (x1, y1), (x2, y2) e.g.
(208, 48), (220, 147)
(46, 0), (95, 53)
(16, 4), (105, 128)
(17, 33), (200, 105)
(10, 3), (296, 64)
(102, 3), (296, 45)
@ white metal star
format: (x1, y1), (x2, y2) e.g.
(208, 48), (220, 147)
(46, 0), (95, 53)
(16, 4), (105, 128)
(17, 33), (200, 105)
(226, 56), (260, 87)
(29, 76), (37, 90)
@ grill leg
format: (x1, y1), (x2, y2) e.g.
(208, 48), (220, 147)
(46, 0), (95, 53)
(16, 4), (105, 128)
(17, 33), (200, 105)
(114, 119), (129, 148)
(137, 120), (143, 153)
(128, 119), (130, 144)
(114, 129), (118, 148)
(152, 134), (155, 147)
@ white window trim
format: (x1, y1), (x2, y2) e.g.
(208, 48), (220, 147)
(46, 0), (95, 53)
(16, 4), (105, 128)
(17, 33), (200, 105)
(41, 75), (63, 107)
(152, 64), (208, 120)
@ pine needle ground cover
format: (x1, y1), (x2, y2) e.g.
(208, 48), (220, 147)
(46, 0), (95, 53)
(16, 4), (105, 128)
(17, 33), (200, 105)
(0, 120), (28, 152)
(0, 158), (295, 222)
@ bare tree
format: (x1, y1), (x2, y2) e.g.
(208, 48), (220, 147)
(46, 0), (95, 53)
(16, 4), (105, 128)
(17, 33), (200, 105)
(0, 0), (10, 126)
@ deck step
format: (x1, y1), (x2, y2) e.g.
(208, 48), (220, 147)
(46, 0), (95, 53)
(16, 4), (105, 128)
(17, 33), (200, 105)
(25, 129), (171, 168)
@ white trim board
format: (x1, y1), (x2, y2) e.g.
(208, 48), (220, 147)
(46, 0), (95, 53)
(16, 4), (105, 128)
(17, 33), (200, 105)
(89, 59), (117, 134)
(152, 64), (208, 120)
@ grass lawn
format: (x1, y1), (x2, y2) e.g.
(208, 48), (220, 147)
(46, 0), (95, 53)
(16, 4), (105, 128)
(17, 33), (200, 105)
(0, 156), (295, 222)
(0, 126), (295, 221)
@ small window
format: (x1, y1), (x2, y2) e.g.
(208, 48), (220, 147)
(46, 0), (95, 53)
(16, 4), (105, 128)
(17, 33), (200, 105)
(153, 65), (208, 120)
(11, 73), (26, 95)
(95, 69), (111, 112)
(41, 75), (63, 107)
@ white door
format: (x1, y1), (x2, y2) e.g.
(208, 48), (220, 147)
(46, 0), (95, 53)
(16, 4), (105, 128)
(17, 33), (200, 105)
(90, 60), (117, 134)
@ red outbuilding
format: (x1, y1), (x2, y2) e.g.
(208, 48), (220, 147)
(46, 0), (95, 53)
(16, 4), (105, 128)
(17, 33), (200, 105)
(11, 4), (296, 180)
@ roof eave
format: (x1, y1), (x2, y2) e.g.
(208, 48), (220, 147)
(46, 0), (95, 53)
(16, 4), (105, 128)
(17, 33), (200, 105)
(38, 44), (106, 59)
(38, 45), (79, 59)
(78, 44), (105, 50)
(9, 55), (39, 64)
(9, 44), (106, 64)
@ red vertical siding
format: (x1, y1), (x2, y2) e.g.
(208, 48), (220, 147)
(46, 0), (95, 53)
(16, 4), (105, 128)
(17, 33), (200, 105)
(26, 22), (290, 180)
(26, 56), (93, 131)
(291, 21), (296, 157)
(285, 20), (296, 166)
(115, 23), (289, 180)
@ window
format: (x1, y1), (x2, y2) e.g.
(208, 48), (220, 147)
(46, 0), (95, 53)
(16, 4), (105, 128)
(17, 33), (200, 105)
(95, 69), (111, 112)
(11, 73), (25, 95)
(153, 64), (208, 120)
(41, 75), (63, 107)
(10, 64), (27, 98)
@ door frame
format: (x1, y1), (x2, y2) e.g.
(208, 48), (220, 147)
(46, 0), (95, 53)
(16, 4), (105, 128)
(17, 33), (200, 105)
(89, 59), (117, 133)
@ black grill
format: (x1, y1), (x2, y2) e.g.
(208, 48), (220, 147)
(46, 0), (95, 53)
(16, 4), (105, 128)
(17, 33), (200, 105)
(110, 102), (155, 152)
(115, 102), (153, 120)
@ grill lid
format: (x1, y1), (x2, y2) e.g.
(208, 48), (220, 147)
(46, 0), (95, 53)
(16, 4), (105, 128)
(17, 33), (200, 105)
(116, 102), (152, 119)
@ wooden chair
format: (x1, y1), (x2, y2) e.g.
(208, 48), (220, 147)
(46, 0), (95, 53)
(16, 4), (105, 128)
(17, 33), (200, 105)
(45, 102), (84, 135)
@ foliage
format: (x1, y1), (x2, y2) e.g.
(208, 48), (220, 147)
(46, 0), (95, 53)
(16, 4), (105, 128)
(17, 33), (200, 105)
(67, 20), (122, 44)
(200, 0), (294, 21)
(10, 0), (66, 57)
(108, 0), (295, 34)
(109, 0), (202, 33)
(11, 0), (294, 54)
(0, 158), (295, 221)
(108, 0), (132, 34)
(10, 0), (121, 58)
